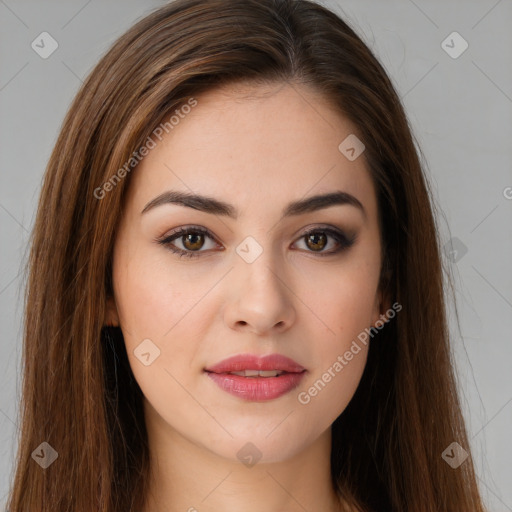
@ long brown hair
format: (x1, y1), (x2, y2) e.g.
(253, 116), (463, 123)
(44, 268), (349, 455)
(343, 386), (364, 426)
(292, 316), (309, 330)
(7, 0), (487, 511)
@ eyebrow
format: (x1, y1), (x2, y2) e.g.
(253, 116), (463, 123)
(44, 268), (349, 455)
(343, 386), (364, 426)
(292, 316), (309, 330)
(141, 189), (366, 220)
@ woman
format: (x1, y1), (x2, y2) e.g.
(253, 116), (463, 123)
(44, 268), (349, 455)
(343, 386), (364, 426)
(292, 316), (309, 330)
(6, 0), (487, 511)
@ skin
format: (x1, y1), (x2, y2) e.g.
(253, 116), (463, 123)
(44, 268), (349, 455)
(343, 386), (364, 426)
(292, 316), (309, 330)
(106, 81), (389, 512)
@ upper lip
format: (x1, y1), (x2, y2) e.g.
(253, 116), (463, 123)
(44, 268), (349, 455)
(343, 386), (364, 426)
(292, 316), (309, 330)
(204, 354), (306, 374)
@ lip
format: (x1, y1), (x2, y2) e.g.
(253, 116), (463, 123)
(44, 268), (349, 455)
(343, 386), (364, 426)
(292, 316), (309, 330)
(204, 353), (306, 402)
(205, 353), (305, 374)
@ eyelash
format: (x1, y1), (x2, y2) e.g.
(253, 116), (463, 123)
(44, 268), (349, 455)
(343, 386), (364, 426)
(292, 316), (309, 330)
(156, 225), (356, 259)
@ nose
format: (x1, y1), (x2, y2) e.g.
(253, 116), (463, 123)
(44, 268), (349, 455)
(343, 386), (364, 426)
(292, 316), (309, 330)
(223, 250), (296, 336)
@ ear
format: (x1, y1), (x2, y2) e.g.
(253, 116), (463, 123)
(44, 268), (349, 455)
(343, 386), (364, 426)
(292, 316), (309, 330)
(104, 295), (120, 327)
(371, 286), (392, 328)
(371, 254), (393, 327)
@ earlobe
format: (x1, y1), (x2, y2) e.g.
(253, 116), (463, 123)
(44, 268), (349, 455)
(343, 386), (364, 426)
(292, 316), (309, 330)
(104, 295), (120, 327)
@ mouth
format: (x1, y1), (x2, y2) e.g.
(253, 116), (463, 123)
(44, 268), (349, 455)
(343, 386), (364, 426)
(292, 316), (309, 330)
(204, 353), (306, 401)
(222, 369), (287, 377)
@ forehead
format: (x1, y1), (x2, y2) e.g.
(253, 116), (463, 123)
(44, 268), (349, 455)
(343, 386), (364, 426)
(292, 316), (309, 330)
(125, 81), (377, 222)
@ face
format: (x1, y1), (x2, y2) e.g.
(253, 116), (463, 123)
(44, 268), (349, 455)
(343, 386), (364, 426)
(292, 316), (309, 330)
(107, 81), (388, 464)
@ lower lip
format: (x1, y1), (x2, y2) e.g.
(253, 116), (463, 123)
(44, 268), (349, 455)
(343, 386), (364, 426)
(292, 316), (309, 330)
(206, 371), (306, 401)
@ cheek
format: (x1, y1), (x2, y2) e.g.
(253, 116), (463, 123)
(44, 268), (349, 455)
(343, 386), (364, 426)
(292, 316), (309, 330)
(292, 259), (377, 417)
(296, 342), (368, 435)
(294, 267), (374, 414)
(111, 250), (205, 408)
(112, 243), (207, 340)
(298, 256), (380, 342)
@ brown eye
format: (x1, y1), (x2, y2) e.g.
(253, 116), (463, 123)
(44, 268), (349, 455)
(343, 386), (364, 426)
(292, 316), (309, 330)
(182, 232), (205, 251)
(305, 232), (327, 251)
(294, 227), (356, 256)
(157, 226), (219, 259)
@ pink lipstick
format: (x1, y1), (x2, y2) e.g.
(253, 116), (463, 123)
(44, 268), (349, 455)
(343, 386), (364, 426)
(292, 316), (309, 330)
(204, 353), (306, 401)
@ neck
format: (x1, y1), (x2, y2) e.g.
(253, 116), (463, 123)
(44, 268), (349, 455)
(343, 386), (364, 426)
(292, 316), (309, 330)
(141, 400), (347, 512)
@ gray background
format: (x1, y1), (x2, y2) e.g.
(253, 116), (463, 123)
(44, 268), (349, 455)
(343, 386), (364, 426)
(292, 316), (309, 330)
(1, 0), (511, 510)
